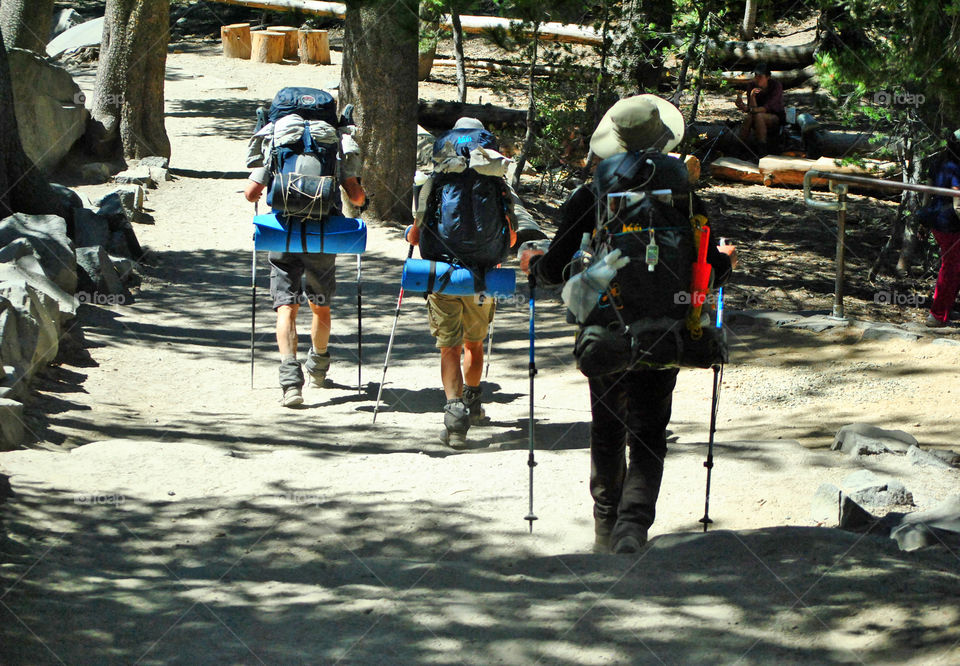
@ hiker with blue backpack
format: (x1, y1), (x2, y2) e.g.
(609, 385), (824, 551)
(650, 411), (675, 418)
(404, 117), (526, 447)
(244, 87), (366, 407)
(521, 95), (738, 553)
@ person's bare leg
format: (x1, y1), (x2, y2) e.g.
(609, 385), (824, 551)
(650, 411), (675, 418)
(309, 303), (331, 353)
(462, 340), (483, 387)
(440, 345), (464, 400)
(276, 304), (299, 356)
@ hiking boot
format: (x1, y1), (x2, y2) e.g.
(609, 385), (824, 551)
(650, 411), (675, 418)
(463, 385), (485, 425)
(926, 313), (948, 328)
(281, 385), (304, 408)
(594, 519), (615, 554)
(305, 350), (331, 388)
(612, 526), (649, 554)
(439, 398), (470, 449)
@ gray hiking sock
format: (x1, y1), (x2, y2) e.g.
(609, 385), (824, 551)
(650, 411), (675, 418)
(443, 398), (470, 435)
(279, 357), (304, 389)
(462, 385), (484, 424)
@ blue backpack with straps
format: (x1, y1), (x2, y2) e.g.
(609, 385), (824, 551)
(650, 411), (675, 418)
(263, 87), (340, 219)
(419, 127), (512, 288)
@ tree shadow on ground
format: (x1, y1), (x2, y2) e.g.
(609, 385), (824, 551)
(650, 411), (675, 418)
(1, 481), (957, 664)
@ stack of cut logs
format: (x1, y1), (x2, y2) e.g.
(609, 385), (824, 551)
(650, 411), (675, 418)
(220, 23), (331, 65)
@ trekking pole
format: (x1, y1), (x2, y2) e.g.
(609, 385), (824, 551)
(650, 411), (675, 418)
(484, 317), (495, 378)
(372, 244), (415, 422)
(251, 201), (259, 388)
(699, 363), (723, 532)
(356, 253), (363, 396)
(525, 274), (538, 532)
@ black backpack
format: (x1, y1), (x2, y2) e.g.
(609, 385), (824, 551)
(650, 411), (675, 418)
(419, 127), (512, 291)
(263, 87), (341, 219)
(573, 151), (727, 375)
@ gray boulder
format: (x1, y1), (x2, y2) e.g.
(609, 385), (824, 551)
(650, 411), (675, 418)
(906, 445), (955, 470)
(0, 364), (24, 402)
(96, 188), (151, 226)
(890, 496), (960, 552)
(0, 398), (25, 451)
(841, 470), (914, 508)
(47, 16), (104, 58)
(73, 209), (112, 249)
(0, 214), (77, 295)
(7, 48), (87, 171)
(75, 246), (127, 300)
(0, 282), (60, 378)
(0, 240), (77, 321)
(113, 166), (156, 189)
(832, 423), (917, 456)
(811, 483), (876, 529)
(138, 156), (169, 169)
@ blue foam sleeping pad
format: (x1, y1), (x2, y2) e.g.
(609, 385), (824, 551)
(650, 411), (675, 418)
(401, 258), (516, 297)
(253, 212), (367, 254)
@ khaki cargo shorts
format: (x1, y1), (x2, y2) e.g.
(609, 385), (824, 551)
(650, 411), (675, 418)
(427, 293), (496, 348)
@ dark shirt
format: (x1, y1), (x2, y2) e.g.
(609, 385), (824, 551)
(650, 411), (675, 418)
(754, 78), (785, 121)
(532, 184), (732, 288)
(929, 158), (960, 232)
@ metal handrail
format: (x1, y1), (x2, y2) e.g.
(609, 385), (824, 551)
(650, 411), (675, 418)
(802, 169), (960, 319)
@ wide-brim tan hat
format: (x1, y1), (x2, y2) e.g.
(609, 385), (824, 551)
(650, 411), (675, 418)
(589, 95), (684, 159)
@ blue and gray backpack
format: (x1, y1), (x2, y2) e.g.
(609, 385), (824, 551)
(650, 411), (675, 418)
(260, 87), (341, 219)
(419, 127), (512, 287)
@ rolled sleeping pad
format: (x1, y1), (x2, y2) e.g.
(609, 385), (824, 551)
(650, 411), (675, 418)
(253, 212), (367, 254)
(401, 258), (516, 297)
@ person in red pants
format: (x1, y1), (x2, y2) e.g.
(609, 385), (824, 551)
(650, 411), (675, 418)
(924, 130), (960, 327)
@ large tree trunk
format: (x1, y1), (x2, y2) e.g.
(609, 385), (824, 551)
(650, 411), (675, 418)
(340, 0), (418, 225)
(740, 0), (759, 41)
(90, 0), (171, 160)
(0, 30), (62, 218)
(0, 0), (55, 55)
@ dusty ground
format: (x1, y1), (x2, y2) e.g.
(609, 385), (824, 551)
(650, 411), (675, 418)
(2, 27), (960, 665)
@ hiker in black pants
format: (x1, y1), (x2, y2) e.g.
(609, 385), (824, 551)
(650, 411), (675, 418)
(521, 95), (737, 554)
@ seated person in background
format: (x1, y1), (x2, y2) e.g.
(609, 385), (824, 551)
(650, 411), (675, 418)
(735, 63), (785, 155)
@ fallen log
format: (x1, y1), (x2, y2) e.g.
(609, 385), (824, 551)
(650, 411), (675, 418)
(696, 37), (820, 69)
(418, 100), (526, 129)
(709, 157), (762, 184)
(722, 65), (818, 90)
(759, 155), (897, 189)
(210, 0), (603, 45)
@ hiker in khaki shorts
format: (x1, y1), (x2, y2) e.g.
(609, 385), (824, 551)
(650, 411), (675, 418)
(406, 117), (527, 447)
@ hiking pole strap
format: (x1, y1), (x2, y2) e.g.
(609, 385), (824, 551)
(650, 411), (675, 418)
(526, 273), (538, 531)
(700, 363), (722, 532)
(373, 244), (415, 422)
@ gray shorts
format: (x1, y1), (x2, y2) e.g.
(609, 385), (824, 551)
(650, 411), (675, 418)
(268, 252), (337, 309)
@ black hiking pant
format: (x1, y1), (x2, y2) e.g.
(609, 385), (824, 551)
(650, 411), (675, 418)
(588, 367), (679, 540)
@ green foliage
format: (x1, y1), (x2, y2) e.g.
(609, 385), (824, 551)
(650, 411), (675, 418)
(817, 0), (960, 160)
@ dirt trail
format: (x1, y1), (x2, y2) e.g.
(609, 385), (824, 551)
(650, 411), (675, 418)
(1, 44), (959, 664)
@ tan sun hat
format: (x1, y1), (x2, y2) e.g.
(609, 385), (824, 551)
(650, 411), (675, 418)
(589, 94), (685, 159)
